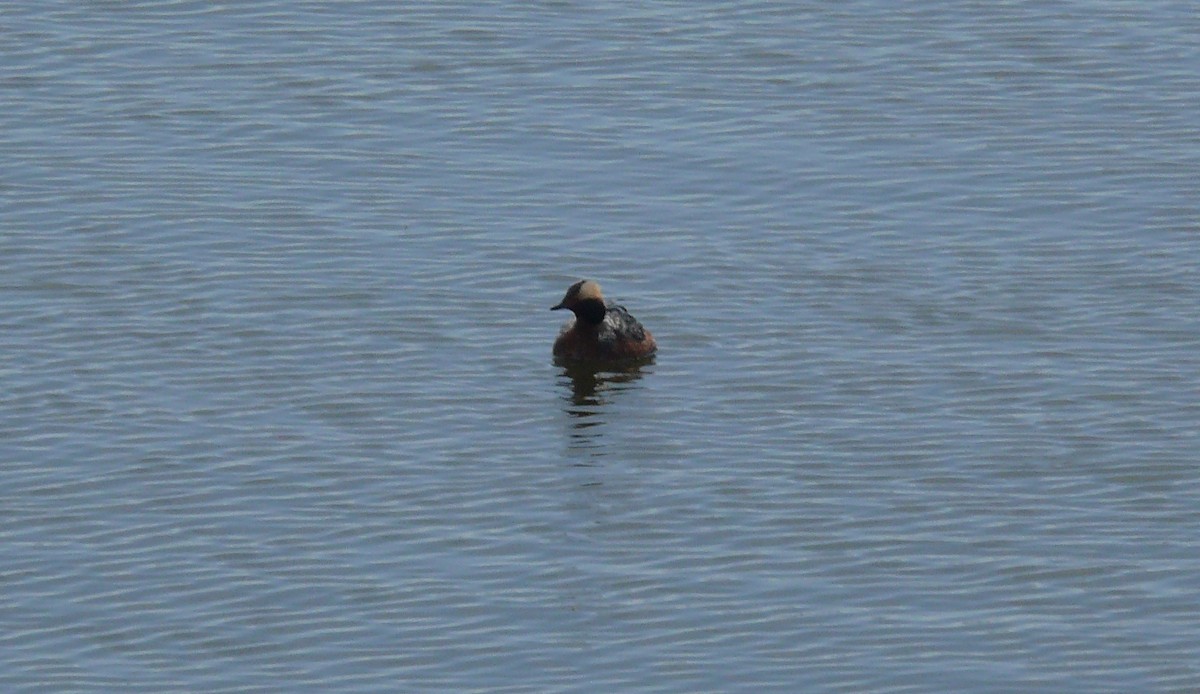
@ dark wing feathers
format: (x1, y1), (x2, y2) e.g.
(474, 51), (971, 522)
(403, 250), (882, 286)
(604, 303), (646, 341)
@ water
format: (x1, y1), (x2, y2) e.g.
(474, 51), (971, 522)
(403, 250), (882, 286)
(3, 2), (1199, 691)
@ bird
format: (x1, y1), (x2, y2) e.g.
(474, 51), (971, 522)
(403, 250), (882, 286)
(550, 280), (657, 362)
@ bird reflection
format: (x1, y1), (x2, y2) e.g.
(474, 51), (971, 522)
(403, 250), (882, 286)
(556, 357), (652, 454)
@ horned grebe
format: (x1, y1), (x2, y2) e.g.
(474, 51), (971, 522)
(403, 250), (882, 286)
(551, 280), (657, 362)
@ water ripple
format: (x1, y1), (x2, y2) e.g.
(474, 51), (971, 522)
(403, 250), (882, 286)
(4, 1), (1200, 692)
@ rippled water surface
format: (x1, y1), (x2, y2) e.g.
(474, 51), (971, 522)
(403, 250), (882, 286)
(4, 2), (1199, 691)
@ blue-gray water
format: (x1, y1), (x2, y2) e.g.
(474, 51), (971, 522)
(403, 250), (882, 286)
(4, 2), (1199, 691)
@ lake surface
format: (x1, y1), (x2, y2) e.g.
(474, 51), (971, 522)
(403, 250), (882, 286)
(3, 1), (1199, 691)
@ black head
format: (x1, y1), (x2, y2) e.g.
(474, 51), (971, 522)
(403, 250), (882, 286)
(551, 280), (607, 324)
